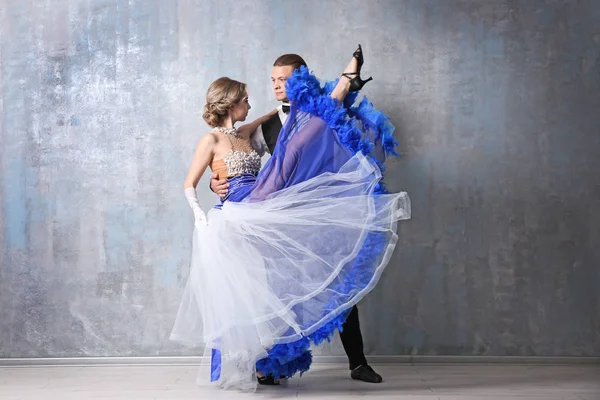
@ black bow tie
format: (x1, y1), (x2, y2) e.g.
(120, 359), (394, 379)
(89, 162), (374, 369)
(282, 104), (290, 114)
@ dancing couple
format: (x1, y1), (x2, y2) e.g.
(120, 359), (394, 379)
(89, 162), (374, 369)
(170, 45), (411, 392)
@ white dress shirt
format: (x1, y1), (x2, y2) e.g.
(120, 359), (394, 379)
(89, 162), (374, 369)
(250, 104), (289, 157)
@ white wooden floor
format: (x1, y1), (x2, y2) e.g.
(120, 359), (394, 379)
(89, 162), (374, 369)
(1, 364), (598, 399)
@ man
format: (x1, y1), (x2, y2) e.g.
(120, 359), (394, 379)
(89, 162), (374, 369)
(210, 54), (383, 384)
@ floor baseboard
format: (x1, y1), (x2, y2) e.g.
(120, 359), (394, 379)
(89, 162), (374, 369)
(1, 355), (598, 367)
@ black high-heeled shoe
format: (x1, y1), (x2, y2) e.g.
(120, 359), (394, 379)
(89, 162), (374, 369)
(341, 44), (373, 92)
(257, 375), (280, 385)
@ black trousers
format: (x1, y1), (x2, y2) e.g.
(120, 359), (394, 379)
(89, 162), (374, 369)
(339, 305), (368, 370)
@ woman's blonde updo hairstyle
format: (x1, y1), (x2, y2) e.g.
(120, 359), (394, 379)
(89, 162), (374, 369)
(202, 77), (247, 127)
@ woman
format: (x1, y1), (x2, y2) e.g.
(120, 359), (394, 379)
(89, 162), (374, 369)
(171, 46), (411, 391)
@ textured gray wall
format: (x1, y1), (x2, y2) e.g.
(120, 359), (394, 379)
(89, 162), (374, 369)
(1, 0), (599, 358)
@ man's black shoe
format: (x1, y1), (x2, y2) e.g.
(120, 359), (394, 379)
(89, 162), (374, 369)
(350, 364), (383, 383)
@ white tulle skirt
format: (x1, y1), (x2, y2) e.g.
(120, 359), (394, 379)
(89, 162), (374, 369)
(170, 152), (410, 391)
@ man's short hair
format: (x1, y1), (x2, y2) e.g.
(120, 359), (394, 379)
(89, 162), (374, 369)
(273, 54), (307, 71)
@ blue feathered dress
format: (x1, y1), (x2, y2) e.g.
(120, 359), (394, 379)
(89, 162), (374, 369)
(170, 67), (410, 391)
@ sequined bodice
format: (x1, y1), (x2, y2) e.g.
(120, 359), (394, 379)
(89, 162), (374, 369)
(209, 128), (261, 179)
(223, 149), (261, 177)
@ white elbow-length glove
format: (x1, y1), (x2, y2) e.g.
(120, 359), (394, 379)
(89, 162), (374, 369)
(184, 187), (208, 228)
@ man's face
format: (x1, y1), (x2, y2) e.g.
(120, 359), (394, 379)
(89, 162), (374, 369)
(271, 65), (295, 102)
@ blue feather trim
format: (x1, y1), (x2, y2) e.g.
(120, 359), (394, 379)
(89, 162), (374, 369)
(286, 66), (398, 194)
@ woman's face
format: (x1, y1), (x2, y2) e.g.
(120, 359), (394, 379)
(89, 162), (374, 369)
(231, 92), (251, 123)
